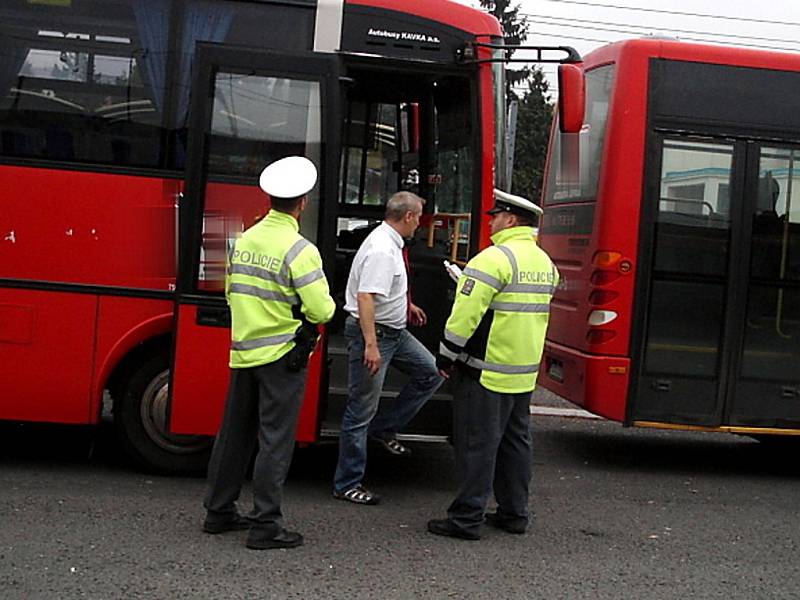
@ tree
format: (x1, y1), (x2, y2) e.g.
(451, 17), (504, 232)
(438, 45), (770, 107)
(478, 0), (529, 103)
(479, 0), (555, 201)
(511, 70), (553, 201)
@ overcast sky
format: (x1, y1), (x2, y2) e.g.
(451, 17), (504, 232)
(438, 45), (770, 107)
(455, 0), (800, 96)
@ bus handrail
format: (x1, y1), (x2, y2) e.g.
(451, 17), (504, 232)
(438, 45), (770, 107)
(457, 43), (581, 64)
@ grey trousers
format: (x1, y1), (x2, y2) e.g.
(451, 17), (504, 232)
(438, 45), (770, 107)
(447, 370), (533, 535)
(203, 355), (306, 534)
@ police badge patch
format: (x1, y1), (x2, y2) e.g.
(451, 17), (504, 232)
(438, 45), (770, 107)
(461, 278), (476, 296)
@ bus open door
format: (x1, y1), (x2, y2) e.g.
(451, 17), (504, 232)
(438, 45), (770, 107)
(168, 46), (341, 462)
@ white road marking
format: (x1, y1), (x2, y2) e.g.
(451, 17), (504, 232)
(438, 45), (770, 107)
(530, 405), (602, 419)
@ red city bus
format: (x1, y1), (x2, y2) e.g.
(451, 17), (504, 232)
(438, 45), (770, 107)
(539, 39), (800, 438)
(0, 0), (517, 472)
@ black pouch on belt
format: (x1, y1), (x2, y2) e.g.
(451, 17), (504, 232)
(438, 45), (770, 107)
(285, 309), (320, 372)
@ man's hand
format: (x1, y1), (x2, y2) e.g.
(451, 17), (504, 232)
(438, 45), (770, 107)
(363, 343), (382, 375)
(408, 303), (427, 327)
(436, 352), (454, 379)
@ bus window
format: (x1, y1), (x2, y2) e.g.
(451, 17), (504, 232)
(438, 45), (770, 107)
(0, 2), (166, 168)
(432, 81), (473, 215)
(545, 65), (614, 205)
(654, 139), (733, 276)
(645, 139), (734, 377)
(197, 73), (322, 292)
(743, 147), (800, 382)
(340, 102), (401, 206)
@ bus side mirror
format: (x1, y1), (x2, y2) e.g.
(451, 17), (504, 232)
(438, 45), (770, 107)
(558, 64), (585, 134)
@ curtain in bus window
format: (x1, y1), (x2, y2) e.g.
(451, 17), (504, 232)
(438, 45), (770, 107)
(132, 0), (170, 113)
(176, 2), (235, 127)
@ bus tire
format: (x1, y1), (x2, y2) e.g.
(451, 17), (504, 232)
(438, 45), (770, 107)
(113, 353), (213, 475)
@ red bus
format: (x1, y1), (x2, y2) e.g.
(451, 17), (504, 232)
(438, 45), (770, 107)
(0, 0), (519, 472)
(540, 39), (800, 437)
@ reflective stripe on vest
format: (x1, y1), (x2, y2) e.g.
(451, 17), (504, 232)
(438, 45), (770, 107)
(465, 355), (540, 375)
(231, 332), (297, 351)
(228, 282), (298, 305)
(229, 263), (292, 287)
(495, 245), (555, 296)
(438, 342), (540, 375)
(462, 266), (502, 291)
(488, 301), (551, 313)
(444, 329), (469, 346)
(293, 268), (326, 288)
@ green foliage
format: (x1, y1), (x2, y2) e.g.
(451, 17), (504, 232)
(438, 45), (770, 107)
(478, 0), (529, 101)
(479, 0), (554, 201)
(512, 69), (553, 202)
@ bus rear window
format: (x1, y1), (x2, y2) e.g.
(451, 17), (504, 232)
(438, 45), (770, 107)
(545, 65), (615, 204)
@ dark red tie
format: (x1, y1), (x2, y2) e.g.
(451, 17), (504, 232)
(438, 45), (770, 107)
(403, 244), (412, 320)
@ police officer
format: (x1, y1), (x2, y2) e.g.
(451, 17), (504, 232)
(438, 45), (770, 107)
(427, 190), (558, 540)
(203, 156), (336, 550)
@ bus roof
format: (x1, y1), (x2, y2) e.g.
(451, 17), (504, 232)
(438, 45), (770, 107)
(348, 0), (502, 37)
(583, 38), (800, 74)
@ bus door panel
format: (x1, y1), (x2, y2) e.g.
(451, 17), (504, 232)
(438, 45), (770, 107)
(727, 145), (800, 428)
(170, 47), (340, 441)
(635, 137), (800, 429)
(634, 138), (738, 426)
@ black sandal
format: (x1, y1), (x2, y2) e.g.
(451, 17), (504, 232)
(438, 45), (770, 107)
(372, 436), (412, 457)
(333, 485), (381, 505)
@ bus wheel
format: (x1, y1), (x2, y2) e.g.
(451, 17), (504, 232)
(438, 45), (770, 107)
(114, 354), (213, 474)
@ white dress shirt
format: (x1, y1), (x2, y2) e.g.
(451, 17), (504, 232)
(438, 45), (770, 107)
(344, 222), (408, 329)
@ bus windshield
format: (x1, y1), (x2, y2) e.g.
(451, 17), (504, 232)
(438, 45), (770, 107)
(545, 65), (614, 204)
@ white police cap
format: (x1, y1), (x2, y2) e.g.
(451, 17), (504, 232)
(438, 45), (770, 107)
(258, 156), (318, 199)
(488, 189), (544, 217)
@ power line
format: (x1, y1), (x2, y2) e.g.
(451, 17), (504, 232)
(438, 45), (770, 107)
(527, 20), (800, 52)
(525, 31), (613, 45)
(525, 14), (800, 46)
(536, 0), (800, 27)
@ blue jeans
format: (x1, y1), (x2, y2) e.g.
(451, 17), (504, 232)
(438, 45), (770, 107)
(334, 316), (443, 493)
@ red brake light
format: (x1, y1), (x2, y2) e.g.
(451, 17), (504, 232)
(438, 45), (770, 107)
(589, 290), (619, 305)
(586, 329), (617, 345)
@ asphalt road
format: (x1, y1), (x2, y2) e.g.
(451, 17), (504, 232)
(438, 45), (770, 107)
(1, 410), (799, 600)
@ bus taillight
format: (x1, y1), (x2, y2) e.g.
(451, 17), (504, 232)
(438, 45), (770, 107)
(588, 309), (618, 326)
(592, 251), (622, 267)
(586, 329), (617, 345)
(589, 290), (619, 305)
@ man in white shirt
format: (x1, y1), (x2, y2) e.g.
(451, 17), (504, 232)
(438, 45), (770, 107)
(333, 191), (443, 505)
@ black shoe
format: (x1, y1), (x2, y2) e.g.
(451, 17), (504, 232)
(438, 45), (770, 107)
(246, 528), (304, 550)
(485, 512), (527, 534)
(202, 513), (252, 534)
(426, 519), (480, 541)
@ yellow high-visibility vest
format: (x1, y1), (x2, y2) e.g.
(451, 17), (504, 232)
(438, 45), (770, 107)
(440, 226), (558, 394)
(226, 210), (335, 369)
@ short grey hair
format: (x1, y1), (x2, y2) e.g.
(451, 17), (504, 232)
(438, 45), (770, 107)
(385, 191), (425, 222)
